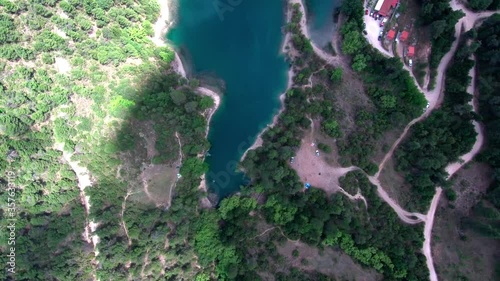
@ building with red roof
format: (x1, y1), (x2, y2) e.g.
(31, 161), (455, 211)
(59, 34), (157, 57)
(408, 46), (415, 57)
(376, 0), (399, 17)
(400, 31), (409, 42)
(387, 30), (396, 40)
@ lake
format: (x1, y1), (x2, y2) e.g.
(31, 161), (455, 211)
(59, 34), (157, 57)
(168, 0), (289, 198)
(306, 0), (341, 48)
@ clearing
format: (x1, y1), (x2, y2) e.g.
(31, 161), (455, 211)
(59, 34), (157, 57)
(432, 163), (498, 281)
(277, 240), (383, 281)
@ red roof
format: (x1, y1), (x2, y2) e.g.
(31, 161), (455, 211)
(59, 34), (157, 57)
(379, 0), (398, 16)
(400, 31), (409, 42)
(408, 46), (415, 57)
(387, 30), (396, 40)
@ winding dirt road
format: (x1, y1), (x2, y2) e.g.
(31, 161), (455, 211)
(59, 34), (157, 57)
(287, 1), (497, 280)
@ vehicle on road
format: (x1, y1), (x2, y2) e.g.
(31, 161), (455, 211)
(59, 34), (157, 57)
(315, 150), (320, 157)
(370, 11), (374, 17)
(365, 9), (368, 15)
(409, 59), (413, 67)
(290, 156), (295, 164)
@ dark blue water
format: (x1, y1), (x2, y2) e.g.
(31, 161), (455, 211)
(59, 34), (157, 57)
(167, 0), (288, 198)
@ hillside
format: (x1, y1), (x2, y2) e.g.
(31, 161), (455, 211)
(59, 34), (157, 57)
(0, 0), (215, 279)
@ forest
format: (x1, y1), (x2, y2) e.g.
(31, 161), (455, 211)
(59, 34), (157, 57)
(416, 0), (464, 89)
(0, 0), (212, 280)
(466, 0), (500, 10)
(466, 14), (500, 240)
(337, 0), (427, 173)
(395, 36), (477, 211)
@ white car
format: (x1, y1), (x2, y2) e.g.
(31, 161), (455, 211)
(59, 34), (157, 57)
(315, 150), (320, 157)
(408, 59), (413, 67)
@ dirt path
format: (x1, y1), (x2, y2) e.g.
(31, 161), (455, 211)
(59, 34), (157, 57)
(164, 132), (183, 209)
(338, 187), (368, 208)
(367, 175), (426, 223)
(365, 3), (497, 280)
(55, 143), (99, 279)
(445, 55), (484, 178)
(140, 249), (150, 279)
(152, 1), (221, 199)
(121, 191), (133, 246)
(422, 187), (442, 281)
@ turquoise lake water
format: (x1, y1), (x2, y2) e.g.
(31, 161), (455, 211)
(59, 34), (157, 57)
(306, 0), (340, 48)
(167, 0), (288, 198)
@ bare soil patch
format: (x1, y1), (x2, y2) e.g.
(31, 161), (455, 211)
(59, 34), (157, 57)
(331, 71), (373, 137)
(432, 177), (499, 281)
(141, 164), (177, 206)
(54, 57), (71, 74)
(277, 240), (383, 281)
(291, 123), (356, 195)
(378, 156), (413, 208)
(449, 162), (493, 215)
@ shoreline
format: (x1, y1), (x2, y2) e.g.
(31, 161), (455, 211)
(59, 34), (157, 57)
(240, 1), (297, 162)
(153, 0), (221, 194)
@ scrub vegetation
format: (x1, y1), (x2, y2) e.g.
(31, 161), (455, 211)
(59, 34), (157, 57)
(0, 0), (212, 280)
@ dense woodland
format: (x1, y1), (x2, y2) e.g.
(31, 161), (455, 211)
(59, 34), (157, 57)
(337, 1), (427, 173)
(467, 14), (500, 240)
(395, 37), (477, 211)
(466, 0), (500, 10)
(416, 0), (464, 89)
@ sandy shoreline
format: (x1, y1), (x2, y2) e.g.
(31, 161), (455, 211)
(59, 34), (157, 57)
(152, 0), (221, 194)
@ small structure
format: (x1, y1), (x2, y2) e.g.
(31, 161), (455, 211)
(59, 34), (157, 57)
(400, 31), (409, 42)
(408, 46), (415, 57)
(387, 30), (396, 40)
(375, 0), (399, 17)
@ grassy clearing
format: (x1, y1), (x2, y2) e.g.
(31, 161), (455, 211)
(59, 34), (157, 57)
(276, 240), (383, 281)
(433, 162), (498, 281)
(378, 156), (414, 207)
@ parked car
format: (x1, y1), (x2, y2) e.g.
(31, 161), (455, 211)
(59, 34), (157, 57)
(380, 22), (384, 27)
(365, 9), (368, 15)
(290, 156), (295, 164)
(370, 11), (374, 17)
(408, 59), (413, 67)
